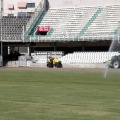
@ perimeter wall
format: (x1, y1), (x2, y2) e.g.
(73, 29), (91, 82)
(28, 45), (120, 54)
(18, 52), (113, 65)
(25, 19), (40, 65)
(48, 0), (120, 8)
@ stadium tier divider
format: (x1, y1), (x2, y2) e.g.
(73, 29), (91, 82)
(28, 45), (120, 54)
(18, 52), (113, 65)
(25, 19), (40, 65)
(30, 11), (46, 35)
(46, 28), (54, 37)
(23, 0), (46, 40)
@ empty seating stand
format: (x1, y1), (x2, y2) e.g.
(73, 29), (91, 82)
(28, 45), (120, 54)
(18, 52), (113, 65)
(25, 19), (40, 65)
(0, 16), (30, 41)
(33, 5), (120, 41)
(84, 5), (120, 37)
(39, 7), (100, 37)
(59, 52), (119, 64)
(31, 51), (119, 64)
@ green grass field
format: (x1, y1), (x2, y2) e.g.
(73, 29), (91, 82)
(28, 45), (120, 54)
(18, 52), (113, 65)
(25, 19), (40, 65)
(0, 69), (120, 120)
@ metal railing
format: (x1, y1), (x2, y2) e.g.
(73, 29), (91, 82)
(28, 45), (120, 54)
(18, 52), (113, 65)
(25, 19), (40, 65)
(22, 32), (119, 42)
(0, 32), (120, 42)
(0, 35), (22, 41)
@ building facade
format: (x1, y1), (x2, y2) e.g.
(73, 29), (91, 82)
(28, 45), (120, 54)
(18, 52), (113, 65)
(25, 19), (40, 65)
(1, 0), (42, 16)
(48, 0), (120, 8)
(1, 0), (120, 16)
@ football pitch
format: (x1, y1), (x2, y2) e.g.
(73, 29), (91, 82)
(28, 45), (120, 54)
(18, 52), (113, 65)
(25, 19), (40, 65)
(0, 68), (120, 120)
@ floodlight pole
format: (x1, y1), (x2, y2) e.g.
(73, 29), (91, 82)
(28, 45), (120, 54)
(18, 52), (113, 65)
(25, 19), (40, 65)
(118, 21), (120, 43)
(0, 12), (3, 66)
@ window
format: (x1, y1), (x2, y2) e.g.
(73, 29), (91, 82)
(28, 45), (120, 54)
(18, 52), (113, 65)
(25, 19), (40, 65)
(8, 4), (14, 10)
(18, 12), (27, 17)
(18, 2), (27, 9)
(27, 3), (35, 8)
(27, 12), (33, 17)
(1, 8), (3, 12)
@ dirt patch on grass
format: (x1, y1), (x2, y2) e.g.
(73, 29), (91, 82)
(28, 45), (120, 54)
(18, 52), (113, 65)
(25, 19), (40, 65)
(0, 67), (120, 73)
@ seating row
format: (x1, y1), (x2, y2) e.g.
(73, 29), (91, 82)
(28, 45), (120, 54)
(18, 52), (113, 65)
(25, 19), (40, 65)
(32, 52), (119, 64)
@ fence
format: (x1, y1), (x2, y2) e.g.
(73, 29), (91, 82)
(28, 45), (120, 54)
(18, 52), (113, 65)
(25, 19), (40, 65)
(19, 55), (32, 67)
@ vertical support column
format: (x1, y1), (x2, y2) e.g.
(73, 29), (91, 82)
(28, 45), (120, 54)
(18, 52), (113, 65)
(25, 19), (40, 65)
(8, 46), (10, 54)
(118, 21), (120, 43)
(18, 46), (19, 53)
(46, 0), (49, 11)
(82, 41), (85, 51)
(54, 42), (57, 51)
(82, 46), (85, 51)
(28, 43), (31, 56)
(0, 12), (3, 66)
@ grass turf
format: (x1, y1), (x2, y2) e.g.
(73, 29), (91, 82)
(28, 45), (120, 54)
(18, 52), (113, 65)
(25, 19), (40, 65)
(0, 70), (120, 120)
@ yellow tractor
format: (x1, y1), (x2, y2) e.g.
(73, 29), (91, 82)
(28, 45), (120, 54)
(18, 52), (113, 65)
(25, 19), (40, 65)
(47, 56), (62, 68)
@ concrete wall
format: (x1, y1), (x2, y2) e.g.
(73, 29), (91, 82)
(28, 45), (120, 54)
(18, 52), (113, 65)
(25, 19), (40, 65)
(80, 0), (120, 7)
(48, 0), (120, 8)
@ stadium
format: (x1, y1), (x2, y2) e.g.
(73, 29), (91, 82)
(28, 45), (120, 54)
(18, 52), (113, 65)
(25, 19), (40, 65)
(0, 0), (120, 119)
(0, 0), (120, 67)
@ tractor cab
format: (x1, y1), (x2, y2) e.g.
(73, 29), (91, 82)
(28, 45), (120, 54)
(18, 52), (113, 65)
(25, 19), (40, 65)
(107, 55), (120, 68)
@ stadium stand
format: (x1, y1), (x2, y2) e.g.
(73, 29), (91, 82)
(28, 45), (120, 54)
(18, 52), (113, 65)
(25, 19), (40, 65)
(24, 0), (46, 37)
(31, 51), (119, 64)
(84, 5), (120, 37)
(32, 51), (63, 63)
(26, 5), (120, 42)
(38, 7), (103, 37)
(0, 16), (30, 41)
(59, 52), (119, 63)
(1, 3), (120, 42)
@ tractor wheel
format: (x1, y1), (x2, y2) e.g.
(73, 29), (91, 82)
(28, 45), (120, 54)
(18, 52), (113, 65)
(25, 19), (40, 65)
(54, 63), (57, 67)
(47, 63), (53, 68)
(56, 63), (62, 68)
(113, 61), (120, 68)
(59, 64), (62, 68)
